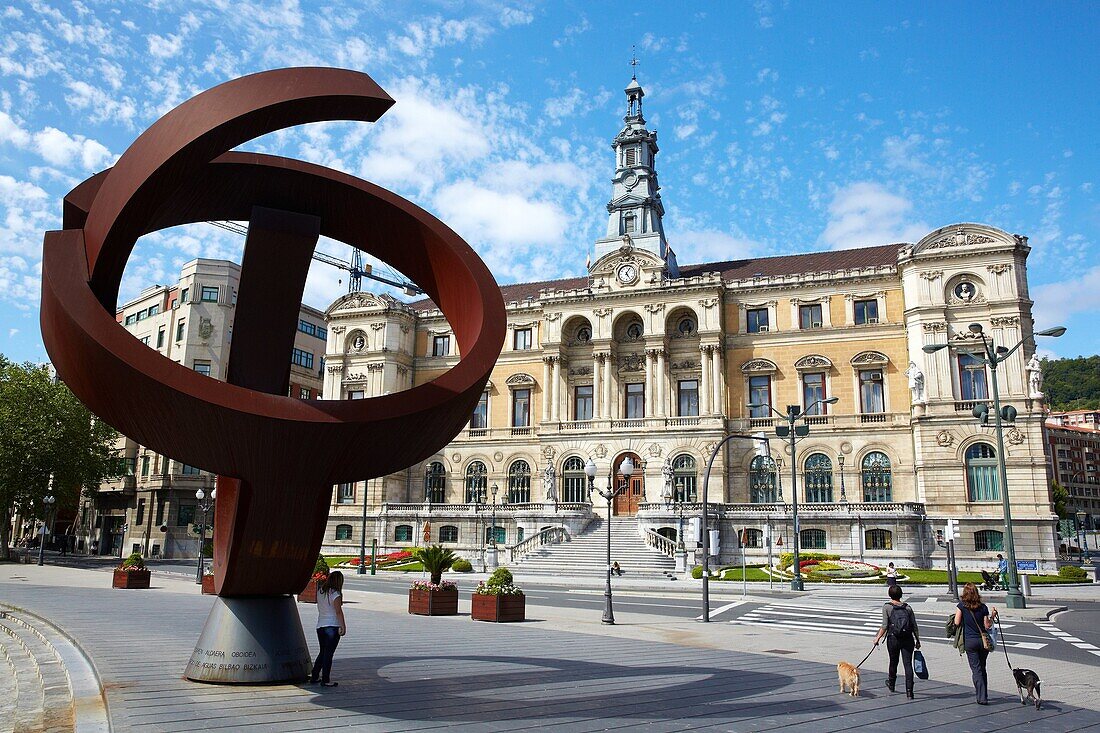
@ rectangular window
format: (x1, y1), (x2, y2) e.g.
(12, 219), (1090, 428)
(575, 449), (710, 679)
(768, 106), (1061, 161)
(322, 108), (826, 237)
(959, 353), (989, 400)
(140, 336), (150, 345)
(859, 370), (885, 413)
(156, 328), (165, 348)
(512, 389), (531, 427)
(748, 376), (771, 418)
(337, 483), (355, 504)
(299, 387), (311, 399)
(155, 500), (165, 525)
(193, 361), (212, 377)
(141, 455), (150, 476)
(175, 320), (185, 341)
(625, 147), (637, 166)
(177, 504), (196, 526)
(200, 286), (218, 302)
(348, 390), (365, 400)
(148, 304), (159, 316)
(394, 525), (413, 542)
(291, 348), (314, 370)
(746, 308), (769, 333)
(471, 391), (489, 429)
(678, 379), (699, 417)
(181, 464), (201, 476)
(136, 309), (148, 321)
(136, 499), (145, 526)
(432, 335), (450, 357)
(802, 372), (826, 414)
(180, 288), (189, 303)
(298, 320), (328, 341)
(854, 299), (879, 325)
(513, 328), (532, 351)
(624, 213), (636, 233)
(625, 382), (645, 419)
(124, 314), (136, 325)
(799, 304), (823, 329)
(574, 385), (594, 421)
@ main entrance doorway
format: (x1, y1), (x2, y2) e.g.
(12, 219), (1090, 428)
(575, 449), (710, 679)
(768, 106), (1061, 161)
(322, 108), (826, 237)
(611, 452), (644, 516)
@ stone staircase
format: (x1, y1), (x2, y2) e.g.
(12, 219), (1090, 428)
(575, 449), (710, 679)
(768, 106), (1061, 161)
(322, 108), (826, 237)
(512, 517), (678, 579)
(0, 608), (108, 733)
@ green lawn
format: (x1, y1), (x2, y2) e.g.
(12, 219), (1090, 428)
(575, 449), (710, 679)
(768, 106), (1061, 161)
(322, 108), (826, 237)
(898, 568), (1088, 585)
(323, 555), (359, 567)
(719, 566), (774, 582)
(380, 561), (425, 572)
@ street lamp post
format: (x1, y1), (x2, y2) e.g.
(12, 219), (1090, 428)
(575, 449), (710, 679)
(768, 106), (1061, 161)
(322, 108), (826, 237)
(838, 454), (847, 503)
(924, 324), (1066, 609)
(358, 481), (370, 575)
(489, 483), (499, 569)
(194, 487), (216, 584)
(1077, 510), (1091, 563)
(475, 486), (486, 572)
(661, 476), (688, 572)
(587, 456), (629, 625)
(747, 398), (839, 591)
(37, 494), (56, 566)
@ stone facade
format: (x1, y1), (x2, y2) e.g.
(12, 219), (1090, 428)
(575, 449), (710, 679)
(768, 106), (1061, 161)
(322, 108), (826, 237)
(319, 77), (1060, 572)
(1046, 422), (1100, 530)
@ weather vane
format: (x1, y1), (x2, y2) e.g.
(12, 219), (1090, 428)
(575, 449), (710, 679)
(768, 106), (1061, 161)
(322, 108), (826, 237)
(630, 45), (639, 79)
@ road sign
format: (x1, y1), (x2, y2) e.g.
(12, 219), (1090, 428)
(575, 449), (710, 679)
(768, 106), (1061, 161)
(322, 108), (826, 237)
(1016, 559), (1038, 572)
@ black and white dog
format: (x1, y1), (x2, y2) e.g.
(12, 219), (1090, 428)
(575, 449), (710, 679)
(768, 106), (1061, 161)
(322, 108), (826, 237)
(1013, 668), (1042, 709)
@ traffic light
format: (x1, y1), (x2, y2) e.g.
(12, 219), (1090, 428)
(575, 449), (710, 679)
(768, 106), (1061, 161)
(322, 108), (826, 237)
(945, 518), (960, 540)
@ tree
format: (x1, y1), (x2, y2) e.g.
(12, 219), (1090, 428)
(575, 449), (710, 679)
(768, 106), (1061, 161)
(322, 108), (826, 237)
(1051, 480), (1070, 519)
(0, 357), (119, 560)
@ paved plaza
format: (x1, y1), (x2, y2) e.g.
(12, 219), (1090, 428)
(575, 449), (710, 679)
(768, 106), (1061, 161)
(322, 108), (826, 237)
(3, 563), (1100, 732)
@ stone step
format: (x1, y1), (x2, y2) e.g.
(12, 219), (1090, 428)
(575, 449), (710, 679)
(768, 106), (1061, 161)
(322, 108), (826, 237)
(1, 614), (74, 733)
(514, 517), (678, 577)
(0, 615), (47, 733)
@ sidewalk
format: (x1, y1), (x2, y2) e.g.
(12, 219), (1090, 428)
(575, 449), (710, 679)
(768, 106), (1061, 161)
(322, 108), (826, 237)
(2, 562), (1099, 732)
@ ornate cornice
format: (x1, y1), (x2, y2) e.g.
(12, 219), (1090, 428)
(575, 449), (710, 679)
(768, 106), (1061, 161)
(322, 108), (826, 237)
(741, 358), (778, 374)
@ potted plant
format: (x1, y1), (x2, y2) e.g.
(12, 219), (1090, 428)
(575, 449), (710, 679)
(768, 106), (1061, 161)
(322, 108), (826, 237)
(201, 569), (216, 595)
(298, 555), (329, 604)
(408, 545), (459, 616)
(472, 567), (525, 622)
(113, 552), (151, 589)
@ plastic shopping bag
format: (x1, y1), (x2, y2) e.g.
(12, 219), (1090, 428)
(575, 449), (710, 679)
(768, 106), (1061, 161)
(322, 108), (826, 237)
(913, 650), (929, 680)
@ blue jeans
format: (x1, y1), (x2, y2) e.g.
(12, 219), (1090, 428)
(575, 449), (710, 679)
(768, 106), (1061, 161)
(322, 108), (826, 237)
(312, 626), (341, 683)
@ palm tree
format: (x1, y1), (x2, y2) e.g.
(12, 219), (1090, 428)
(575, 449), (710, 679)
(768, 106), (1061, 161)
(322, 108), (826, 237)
(416, 544), (457, 585)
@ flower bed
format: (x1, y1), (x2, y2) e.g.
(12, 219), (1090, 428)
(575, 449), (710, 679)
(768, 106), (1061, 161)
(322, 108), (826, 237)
(344, 550), (415, 568)
(408, 580), (458, 616)
(113, 553), (150, 589)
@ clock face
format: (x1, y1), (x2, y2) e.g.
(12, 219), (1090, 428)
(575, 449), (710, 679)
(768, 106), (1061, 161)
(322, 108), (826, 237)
(617, 264), (638, 284)
(622, 171), (638, 189)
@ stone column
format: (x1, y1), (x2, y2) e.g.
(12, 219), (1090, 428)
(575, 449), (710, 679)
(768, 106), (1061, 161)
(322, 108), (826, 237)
(644, 349), (655, 418)
(542, 357), (552, 423)
(604, 353), (614, 418)
(592, 353), (602, 419)
(711, 346), (723, 416)
(656, 349), (667, 417)
(700, 346), (711, 415)
(551, 356), (562, 422)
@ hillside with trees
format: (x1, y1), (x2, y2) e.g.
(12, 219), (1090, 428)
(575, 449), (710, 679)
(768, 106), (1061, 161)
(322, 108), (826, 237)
(1042, 355), (1100, 411)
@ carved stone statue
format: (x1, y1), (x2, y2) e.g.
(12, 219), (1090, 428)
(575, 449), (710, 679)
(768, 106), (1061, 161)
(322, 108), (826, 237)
(1027, 354), (1044, 398)
(662, 458), (674, 499)
(905, 360), (926, 404)
(543, 464), (557, 502)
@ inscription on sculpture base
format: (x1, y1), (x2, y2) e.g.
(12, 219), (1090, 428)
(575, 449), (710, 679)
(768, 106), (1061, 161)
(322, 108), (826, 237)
(185, 596), (311, 684)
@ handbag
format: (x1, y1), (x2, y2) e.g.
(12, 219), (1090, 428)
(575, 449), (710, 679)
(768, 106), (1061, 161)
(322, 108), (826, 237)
(913, 650), (929, 680)
(968, 607), (993, 651)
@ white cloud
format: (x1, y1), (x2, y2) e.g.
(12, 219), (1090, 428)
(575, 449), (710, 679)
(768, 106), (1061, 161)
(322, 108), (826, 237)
(0, 111), (114, 171)
(669, 229), (764, 264)
(1033, 265), (1100, 338)
(820, 182), (929, 249)
(147, 33), (184, 59)
(434, 180), (568, 248)
(8, 328), (18, 337)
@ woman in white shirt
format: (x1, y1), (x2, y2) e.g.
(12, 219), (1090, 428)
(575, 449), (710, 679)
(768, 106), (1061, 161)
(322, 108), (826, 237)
(309, 571), (346, 687)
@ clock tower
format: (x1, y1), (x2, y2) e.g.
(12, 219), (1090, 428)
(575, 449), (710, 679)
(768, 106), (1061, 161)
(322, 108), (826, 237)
(592, 70), (677, 276)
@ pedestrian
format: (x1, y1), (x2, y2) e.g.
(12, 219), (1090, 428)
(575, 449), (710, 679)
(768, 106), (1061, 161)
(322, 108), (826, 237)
(955, 581), (998, 705)
(872, 583), (920, 698)
(885, 562), (898, 587)
(611, 561), (623, 577)
(996, 554), (1008, 589)
(309, 570), (346, 687)
(91, 539), (99, 555)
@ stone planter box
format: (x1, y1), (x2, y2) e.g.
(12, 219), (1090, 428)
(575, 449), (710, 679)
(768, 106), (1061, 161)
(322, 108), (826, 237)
(112, 569), (150, 589)
(408, 587), (458, 616)
(298, 579), (320, 604)
(471, 593), (525, 622)
(201, 575), (216, 595)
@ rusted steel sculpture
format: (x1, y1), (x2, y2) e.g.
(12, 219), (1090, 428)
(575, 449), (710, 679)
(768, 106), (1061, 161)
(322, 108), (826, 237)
(41, 68), (505, 683)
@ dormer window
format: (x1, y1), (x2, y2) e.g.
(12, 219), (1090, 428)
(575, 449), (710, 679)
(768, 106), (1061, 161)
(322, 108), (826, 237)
(625, 147), (637, 166)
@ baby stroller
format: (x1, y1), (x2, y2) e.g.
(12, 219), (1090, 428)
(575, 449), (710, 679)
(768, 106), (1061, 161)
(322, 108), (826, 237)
(980, 569), (1007, 591)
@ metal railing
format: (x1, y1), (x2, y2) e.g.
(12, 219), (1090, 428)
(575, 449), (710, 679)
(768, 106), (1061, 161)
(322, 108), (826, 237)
(382, 501), (592, 514)
(641, 528), (677, 558)
(508, 525), (571, 563)
(637, 501), (925, 517)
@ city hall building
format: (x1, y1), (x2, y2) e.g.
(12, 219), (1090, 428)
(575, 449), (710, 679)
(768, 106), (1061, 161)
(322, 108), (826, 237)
(319, 75), (1058, 572)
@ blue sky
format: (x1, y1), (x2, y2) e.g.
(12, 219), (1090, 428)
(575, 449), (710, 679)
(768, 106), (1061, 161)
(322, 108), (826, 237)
(1, 1), (1097, 362)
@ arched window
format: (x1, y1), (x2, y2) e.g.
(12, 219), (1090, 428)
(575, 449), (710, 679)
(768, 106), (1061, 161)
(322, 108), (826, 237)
(335, 524), (353, 541)
(562, 456), (588, 503)
(742, 528), (764, 549)
(656, 527), (678, 542)
(465, 461), (487, 503)
(394, 524), (413, 542)
(672, 454), (697, 502)
(424, 461), (446, 504)
(439, 525), (459, 543)
(800, 528), (827, 550)
(861, 452), (892, 503)
(804, 453), (833, 503)
(508, 460), (531, 504)
(865, 528), (892, 550)
(749, 455), (778, 503)
(517, 527), (524, 544)
(974, 529), (1004, 551)
(966, 443), (1000, 501)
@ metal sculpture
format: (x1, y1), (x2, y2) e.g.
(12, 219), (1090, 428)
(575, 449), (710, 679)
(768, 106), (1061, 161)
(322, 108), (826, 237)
(40, 67), (505, 683)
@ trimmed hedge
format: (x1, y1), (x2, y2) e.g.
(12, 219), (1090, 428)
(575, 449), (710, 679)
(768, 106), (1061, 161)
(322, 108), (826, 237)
(1059, 565), (1088, 580)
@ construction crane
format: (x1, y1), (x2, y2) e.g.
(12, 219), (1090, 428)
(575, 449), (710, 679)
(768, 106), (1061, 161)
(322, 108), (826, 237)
(206, 220), (422, 296)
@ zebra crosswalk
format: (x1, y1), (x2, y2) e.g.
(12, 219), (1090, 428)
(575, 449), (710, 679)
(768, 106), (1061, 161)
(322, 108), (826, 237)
(729, 601), (1049, 651)
(1034, 620), (1100, 659)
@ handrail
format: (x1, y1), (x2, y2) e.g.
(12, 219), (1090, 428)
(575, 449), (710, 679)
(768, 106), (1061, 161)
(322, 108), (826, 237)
(636, 501), (926, 516)
(508, 525), (570, 563)
(641, 527), (677, 558)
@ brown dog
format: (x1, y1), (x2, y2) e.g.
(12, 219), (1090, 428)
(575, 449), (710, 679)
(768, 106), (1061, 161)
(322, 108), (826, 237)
(838, 662), (861, 697)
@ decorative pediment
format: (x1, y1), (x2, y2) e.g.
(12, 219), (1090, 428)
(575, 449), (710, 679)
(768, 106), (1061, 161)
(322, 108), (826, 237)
(912, 223), (1016, 256)
(505, 373), (536, 386)
(740, 358), (778, 374)
(850, 351), (889, 366)
(794, 355), (833, 371)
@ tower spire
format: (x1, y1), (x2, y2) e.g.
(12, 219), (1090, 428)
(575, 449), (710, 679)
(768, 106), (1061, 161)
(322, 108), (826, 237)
(630, 46), (638, 80)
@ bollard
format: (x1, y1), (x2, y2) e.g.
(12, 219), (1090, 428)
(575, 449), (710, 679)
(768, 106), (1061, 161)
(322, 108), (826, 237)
(1020, 574), (1031, 597)
(370, 539), (377, 576)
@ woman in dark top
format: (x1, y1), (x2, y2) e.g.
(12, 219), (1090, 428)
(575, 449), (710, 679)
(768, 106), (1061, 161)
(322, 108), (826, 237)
(954, 582), (998, 704)
(872, 584), (921, 698)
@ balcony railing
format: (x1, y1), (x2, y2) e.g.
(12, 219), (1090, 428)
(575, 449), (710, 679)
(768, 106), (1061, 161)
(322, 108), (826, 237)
(382, 501), (592, 514)
(859, 413), (888, 424)
(955, 400), (984, 413)
(638, 501), (925, 517)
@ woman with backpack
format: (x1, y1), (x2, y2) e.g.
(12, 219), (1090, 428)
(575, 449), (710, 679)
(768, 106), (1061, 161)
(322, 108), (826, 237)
(954, 582), (998, 705)
(872, 584), (921, 698)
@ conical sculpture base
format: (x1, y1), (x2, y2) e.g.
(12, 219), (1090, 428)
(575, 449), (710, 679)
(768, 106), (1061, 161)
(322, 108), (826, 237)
(185, 596), (311, 684)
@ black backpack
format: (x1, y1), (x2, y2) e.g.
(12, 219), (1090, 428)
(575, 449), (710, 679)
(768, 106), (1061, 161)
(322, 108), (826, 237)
(888, 603), (913, 639)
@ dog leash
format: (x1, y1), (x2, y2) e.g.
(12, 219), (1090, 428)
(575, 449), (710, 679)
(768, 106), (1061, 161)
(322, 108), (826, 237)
(994, 616), (1013, 672)
(855, 643), (878, 669)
